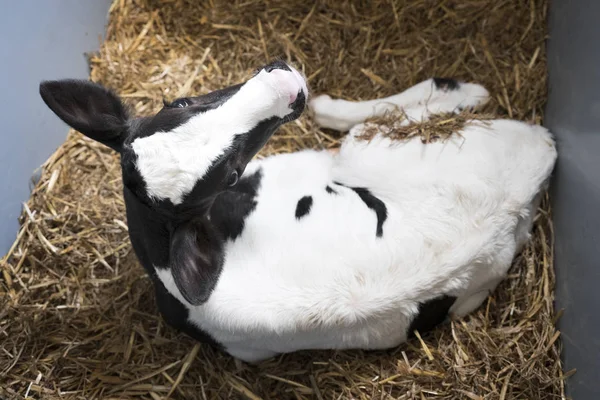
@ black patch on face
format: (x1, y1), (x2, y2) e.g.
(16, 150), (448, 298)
(233, 117), (281, 166)
(295, 195), (313, 220)
(334, 182), (387, 237)
(129, 83), (245, 141)
(210, 169), (263, 240)
(407, 295), (457, 338)
(151, 115), (279, 220)
(433, 77), (460, 91)
(284, 90), (307, 123)
(325, 185), (338, 195)
(170, 83), (245, 110)
(264, 60), (292, 73)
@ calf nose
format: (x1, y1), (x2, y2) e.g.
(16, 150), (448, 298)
(264, 60), (291, 73)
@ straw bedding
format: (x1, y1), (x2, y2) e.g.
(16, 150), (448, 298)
(1, 0), (569, 399)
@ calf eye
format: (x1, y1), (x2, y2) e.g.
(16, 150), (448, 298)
(169, 98), (190, 108)
(227, 170), (239, 187)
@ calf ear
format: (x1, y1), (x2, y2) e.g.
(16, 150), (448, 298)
(39, 80), (129, 152)
(169, 219), (224, 306)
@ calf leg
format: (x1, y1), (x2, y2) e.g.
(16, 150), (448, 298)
(310, 78), (490, 132)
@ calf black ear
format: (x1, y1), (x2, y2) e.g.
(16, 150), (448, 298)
(169, 219), (224, 306)
(39, 79), (129, 152)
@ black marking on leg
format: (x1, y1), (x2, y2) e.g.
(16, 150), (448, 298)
(433, 77), (459, 91)
(408, 295), (457, 338)
(325, 185), (338, 195)
(295, 196), (313, 220)
(333, 181), (387, 237)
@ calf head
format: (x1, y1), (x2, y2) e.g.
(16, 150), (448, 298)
(40, 60), (308, 304)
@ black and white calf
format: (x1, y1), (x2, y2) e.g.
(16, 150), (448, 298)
(39, 61), (557, 362)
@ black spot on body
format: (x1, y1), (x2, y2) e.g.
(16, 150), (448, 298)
(295, 196), (313, 219)
(325, 185), (338, 195)
(211, 169), (262, 240)
(352, 188), (387, 237)
(334, 181), (387, 237)
(408, 295), (457, 338)
(433, 77), (459, 91)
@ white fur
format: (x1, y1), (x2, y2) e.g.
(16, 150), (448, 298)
(155, 78), (557, 362)
(131, 67), (306, 204)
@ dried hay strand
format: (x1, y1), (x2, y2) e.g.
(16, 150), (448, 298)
(358, 110), (497, 143)
(0, 0), (568, 399)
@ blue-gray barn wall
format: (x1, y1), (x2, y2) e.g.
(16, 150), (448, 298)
(546, 0), (600, 398)
(0, 0), (112, 255)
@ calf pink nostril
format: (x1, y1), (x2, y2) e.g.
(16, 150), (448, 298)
(289, 91), (298, 104)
